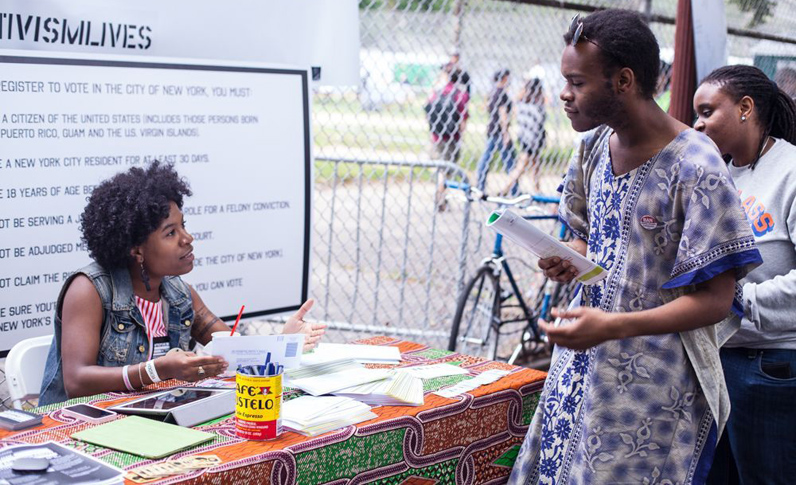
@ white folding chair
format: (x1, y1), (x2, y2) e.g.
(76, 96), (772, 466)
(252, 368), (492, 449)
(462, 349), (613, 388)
(5, 335), (53, 409)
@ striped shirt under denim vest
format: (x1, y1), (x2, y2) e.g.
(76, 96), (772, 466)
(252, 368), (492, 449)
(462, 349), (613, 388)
(39, 262), (194, 405)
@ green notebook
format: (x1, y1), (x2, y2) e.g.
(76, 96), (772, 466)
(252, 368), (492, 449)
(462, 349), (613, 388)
(72, 415), (214, 459)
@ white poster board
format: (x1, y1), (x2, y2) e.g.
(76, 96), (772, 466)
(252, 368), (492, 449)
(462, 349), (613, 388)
(0, 53), (311, 355)
(692, 0), (728, 83)
(0, 0), (360, 86)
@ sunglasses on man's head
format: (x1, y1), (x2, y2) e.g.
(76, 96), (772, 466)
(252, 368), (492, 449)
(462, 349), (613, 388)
(570, 15), (585, 46)
(568, 15), (621, 64)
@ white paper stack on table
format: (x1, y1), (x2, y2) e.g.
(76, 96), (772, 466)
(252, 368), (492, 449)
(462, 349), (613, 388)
(399, 363), (470, 380)
(331, 363), (469, 407)
(285, 360), (392, 396)
(300, 343), (401, 366)
(334, 370), (424, 406)
(282, 396), (377, 436)
(434, 369), (512, 398)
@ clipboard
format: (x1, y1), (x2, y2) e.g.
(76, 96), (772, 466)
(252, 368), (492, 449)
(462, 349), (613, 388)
(72, 415), (214, 459)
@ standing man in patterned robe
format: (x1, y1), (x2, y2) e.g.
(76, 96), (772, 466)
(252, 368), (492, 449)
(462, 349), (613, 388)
(509, 10), (763, 485)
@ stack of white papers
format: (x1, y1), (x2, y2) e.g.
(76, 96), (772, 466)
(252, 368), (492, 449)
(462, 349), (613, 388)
(282, 396), (377, 436)
(286, 359), (362, 380)
(334, 370), (424, 406)
(301, 343), (401, 366)
(399, 363), (470, 380)
(286, 360), (392, 396)
(434, 369), (512, 398)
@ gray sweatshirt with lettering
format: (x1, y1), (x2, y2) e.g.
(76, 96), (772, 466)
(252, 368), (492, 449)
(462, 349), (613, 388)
(725, 138), (796, 349)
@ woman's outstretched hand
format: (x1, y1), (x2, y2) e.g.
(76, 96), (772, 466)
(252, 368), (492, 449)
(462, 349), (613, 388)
(283, 299), (327, 351)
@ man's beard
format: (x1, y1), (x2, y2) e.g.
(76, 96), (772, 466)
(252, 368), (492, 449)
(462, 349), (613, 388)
(581, 86), (622, 130)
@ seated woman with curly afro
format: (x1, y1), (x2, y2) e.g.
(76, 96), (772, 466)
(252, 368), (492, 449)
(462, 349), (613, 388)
(39, 162), (325, 405)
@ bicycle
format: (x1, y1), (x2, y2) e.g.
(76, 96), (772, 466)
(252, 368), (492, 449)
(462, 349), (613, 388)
(446, 181), (579, 365)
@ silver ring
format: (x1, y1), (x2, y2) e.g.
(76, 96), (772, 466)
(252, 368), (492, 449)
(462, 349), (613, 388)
(197, 366), (206, 376)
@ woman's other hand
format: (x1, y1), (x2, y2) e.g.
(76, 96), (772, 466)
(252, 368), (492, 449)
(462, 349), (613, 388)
(283, 299), (327, 351)
(300, 322), (327, 352)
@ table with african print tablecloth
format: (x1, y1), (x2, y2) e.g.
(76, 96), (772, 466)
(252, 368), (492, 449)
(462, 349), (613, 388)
(0, 337), (546, 484)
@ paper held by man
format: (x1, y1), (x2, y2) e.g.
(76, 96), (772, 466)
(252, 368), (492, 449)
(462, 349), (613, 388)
(486, 209), (607, 285)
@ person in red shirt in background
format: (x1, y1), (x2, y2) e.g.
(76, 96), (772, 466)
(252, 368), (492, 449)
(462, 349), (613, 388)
(425, 67), (469, 211)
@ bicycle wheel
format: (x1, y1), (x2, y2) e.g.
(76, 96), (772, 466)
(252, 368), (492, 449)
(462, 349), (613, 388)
(449, 265), (501, 360)
(507, 277), (553, 366)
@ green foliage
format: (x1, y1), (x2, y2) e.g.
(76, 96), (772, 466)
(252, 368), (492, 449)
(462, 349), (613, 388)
(729, 0), (776, 28)
(359, 0), (383, 8)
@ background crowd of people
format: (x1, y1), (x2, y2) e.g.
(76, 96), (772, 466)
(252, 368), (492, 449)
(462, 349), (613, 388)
(425, 59), (548, 210)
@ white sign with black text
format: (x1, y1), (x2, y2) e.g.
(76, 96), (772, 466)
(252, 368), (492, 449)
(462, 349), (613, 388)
(0, 0), (360, 86)
(0, 53), (311, 355)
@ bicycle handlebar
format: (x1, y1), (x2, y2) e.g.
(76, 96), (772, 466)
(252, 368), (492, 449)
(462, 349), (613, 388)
(445, 180), (560, 206)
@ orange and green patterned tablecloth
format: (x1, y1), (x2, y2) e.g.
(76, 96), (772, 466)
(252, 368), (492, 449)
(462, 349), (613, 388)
(0, 337), (546, 484)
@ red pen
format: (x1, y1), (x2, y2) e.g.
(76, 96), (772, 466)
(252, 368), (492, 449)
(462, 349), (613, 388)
(230, 305), (245, 336)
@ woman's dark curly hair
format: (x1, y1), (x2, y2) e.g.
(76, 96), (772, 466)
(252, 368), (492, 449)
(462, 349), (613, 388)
(80, 161), (192, 269)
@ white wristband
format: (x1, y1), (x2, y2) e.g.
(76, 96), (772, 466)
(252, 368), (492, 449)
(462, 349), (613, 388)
(144, 360), (162, 383)
(122, 365), (135, 391)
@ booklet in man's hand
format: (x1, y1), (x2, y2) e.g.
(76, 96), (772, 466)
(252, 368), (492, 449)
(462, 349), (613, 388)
(487, 209), (607, 285)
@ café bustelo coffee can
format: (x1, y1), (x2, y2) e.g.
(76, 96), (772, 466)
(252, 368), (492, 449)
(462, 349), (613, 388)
(235, 371), (283, 440)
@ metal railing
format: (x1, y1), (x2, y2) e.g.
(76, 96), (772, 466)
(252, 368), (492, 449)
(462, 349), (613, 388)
(250, 157), (477, 350)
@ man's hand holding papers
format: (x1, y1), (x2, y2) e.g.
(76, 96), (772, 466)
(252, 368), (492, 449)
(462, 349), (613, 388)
(487, 209), (606, 285)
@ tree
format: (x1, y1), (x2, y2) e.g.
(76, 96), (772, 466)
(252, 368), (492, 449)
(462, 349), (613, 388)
(729, 0), (776, 28)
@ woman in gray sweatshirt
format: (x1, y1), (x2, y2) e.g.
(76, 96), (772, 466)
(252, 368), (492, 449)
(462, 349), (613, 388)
(694, 65), (796, 485)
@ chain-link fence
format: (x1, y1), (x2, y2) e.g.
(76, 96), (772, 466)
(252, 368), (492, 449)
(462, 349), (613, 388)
(275, 0), (796, 352)
(262, 0), (796, 356)
(724, 1), (796, 95)
(4, 0), (796, 410)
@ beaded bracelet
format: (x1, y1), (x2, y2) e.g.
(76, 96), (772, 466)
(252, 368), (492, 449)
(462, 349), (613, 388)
(121, 365), (135, 391)
(144, 360), (162, 383)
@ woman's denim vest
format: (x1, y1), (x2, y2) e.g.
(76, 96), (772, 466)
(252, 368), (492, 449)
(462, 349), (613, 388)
(39, 262), (194, 405)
